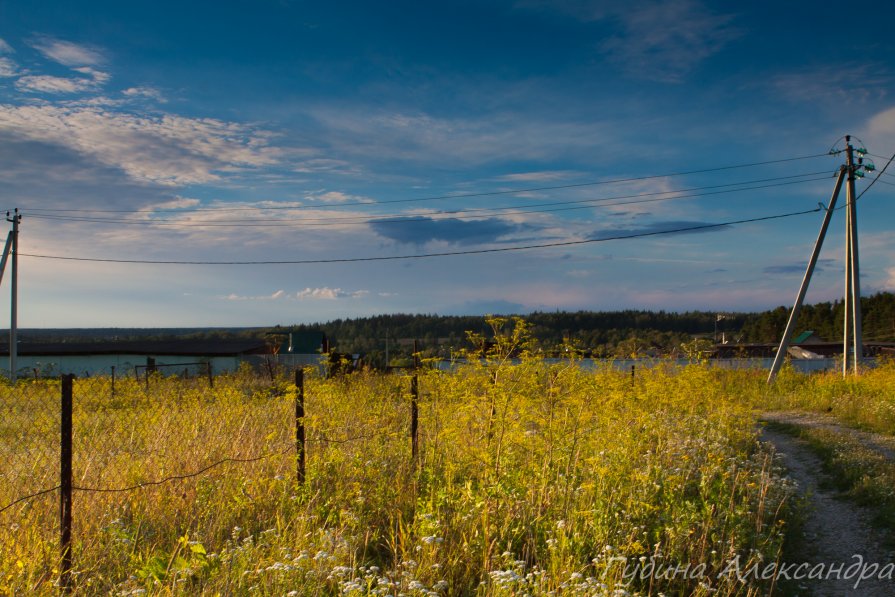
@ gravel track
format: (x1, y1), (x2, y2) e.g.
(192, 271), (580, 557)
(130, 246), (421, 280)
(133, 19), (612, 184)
(759, 414), (895, 596)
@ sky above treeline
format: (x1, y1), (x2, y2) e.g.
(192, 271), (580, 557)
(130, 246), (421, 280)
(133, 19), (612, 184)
(1, 0), (894, 327)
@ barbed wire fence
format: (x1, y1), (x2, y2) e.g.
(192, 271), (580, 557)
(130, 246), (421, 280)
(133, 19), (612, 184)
(0, 361), (423, 593)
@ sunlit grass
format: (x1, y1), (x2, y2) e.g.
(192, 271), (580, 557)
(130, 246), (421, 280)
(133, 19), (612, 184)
(764, 360), (895, 434)
(9, 321), (873, 594)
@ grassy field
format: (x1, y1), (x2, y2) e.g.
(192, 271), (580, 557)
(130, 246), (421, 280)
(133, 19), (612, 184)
(6, 325), (894, 595)
(763, 360), (895, 434)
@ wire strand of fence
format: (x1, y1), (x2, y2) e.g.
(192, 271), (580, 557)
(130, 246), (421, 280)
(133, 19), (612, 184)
(306, 429), (405, 444)
(70, 447), (295, 493)
(0, 485), (61, 514)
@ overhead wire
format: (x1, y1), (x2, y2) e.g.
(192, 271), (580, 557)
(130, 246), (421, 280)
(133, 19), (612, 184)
(22, 171), (835, 229)
(19, 206), (823, 266)
(855, 150), (895, 202)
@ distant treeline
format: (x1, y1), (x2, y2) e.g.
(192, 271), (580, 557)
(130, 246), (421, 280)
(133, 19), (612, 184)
(296, 311), (740, 361)
(292, 292), (895, 363)
(738, 291), (895, 345)
(11, 292), (895, 363)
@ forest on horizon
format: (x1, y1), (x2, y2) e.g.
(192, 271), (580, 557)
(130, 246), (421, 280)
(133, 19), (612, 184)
(14, 292), (895, 363)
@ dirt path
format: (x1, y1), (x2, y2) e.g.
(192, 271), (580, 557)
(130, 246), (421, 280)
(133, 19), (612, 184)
(761, 411), (895, 460)
(759, 415), (895, 596)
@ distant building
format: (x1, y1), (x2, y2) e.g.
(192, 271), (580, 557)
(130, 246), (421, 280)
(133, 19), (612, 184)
(792, 330), (825, 344)
(0, 332), (326, 378)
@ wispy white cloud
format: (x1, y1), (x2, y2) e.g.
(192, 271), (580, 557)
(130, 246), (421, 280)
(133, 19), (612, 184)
(0, 105), (282, 185)
(15, 73), (104, 94)
(296, 287), (367, 300)
(311, 108), (611, 166)
(122, 86), (166, 102)
(147, 196), (202, 211)
(0, 38), (16, 77)
(306, 190), (372, 203)
(868, 105), (895, 135)
(600, 1), (740, 83)
(293, 157), (360, 176)
(865, 106), (895, 162)
(29, 36), (104, 66)
(516, 0), (739, 82)
(222, 289), (287, 301)
(495, 170), (579, 182)
(73, 66), (111, 85)
(885, 267), (895, 291)
(0, 57), (16, 77)
(772, 64), (892, 106)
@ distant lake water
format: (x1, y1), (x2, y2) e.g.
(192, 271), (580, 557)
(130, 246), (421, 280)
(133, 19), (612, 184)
(433, 357), (845, 374)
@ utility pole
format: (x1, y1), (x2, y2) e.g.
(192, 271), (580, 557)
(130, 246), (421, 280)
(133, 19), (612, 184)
(10, 210), (18, 384)
(843, 137), (862, 374)
(0, 210), (20, 383)
(768, 135), (869, 383)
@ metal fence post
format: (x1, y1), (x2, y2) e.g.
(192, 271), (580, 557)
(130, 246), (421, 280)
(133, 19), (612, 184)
(60, 374), (74, 593)
(411, 340), (419, 463)
(411, 374), (419, 462)
(295, 368), (305, 486)
(206, 362), (214, 389)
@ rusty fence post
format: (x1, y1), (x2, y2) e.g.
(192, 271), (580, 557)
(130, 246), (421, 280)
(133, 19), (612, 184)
(295, 368), (305, 486)
(411, 374), (419, 462)
(206, 362), (214, 389)
(411, 340), (419, 463)
(60, 374), (74, 593)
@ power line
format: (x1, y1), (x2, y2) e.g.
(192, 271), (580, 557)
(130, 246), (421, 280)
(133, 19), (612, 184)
(13, 152), (833, 216)
(19, 206), (822, 266)
(855, 150), (895, 202)
(23, 172), (833, 229)
(868, 152), (895, 162)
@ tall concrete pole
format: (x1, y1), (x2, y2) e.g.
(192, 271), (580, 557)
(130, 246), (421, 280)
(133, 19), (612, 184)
(845, 139), (862, 374)
(842, 200), (852, 375)
(8, 210), (19, 384)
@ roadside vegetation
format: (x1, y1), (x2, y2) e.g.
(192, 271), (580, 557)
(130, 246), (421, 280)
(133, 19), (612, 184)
(761, 362), (895, 543)
(1, 318), (798, 595)
(5, 318), (895, 595)
(763, 362), (895, 435)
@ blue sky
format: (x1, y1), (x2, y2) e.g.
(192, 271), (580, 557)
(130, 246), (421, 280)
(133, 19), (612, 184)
(1, 0), (894, 327)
